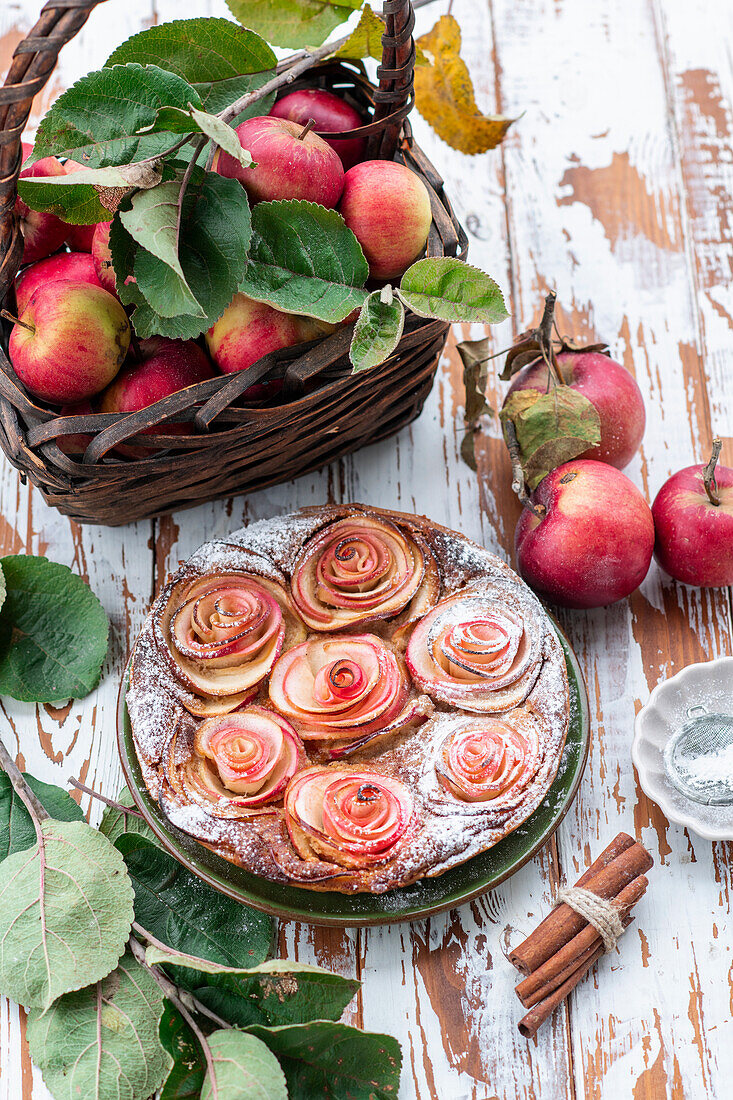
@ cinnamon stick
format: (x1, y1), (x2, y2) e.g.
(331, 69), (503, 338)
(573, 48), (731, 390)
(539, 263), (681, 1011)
(509, 836), (653, 975)
(514, 875), (648, 1008)
(517, 936), (607, 1039)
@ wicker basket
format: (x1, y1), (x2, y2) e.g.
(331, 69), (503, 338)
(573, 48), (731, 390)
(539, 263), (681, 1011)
(0, 0), (467, 526)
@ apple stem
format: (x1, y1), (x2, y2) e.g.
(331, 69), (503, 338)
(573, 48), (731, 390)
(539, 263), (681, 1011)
(296, 118), (316, 141)
(504, 418), (546, 519)
(537, 291), (562, 386)
(702, 437), (722, 506)
(0, 308), (34, 334)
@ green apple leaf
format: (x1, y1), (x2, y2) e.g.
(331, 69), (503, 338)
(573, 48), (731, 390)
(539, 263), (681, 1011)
(0, 773), (84, 863)
(0, 556), (109, 703)
(499, 387), (602, 489)
(145, 944), (359, 1027)
(105, 18), (277, 115)
(240, 200), (369, 322)
(27, 950), (170, 1100)
(114, 170), (251, 338)
(122, 182), (205, 316)
(245, 1021), (402, 1100)
(29, 64), (203, 168)
(159, 1001), (206, 1100)
(350, 288), (404, 372)
(99, 785), (163, 848)
(225, 0), (362, 49)
(398, 257), (509, 324)
(334, 4), (385, 60)
(187, 105), (254, 169)
(202, 1029), (287, 1100)
(17, 162), (163, 225)
(0, 563), (5, 616)
(0, 819), (133, 1009)
(115, 834), (273, 966)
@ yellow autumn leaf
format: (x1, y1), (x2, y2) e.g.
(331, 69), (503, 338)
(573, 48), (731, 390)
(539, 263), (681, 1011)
(415, 15), (515, 155)
(334, 4), (384, 61)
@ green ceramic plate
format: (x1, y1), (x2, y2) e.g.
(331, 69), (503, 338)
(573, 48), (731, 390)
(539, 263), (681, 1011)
(117, 622), (589, 927)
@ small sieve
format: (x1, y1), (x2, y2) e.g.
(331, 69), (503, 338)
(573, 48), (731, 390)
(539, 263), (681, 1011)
(663, 704), (733, 807)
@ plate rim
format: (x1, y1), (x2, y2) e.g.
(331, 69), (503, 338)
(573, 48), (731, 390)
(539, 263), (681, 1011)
(116, 616), (589, 927)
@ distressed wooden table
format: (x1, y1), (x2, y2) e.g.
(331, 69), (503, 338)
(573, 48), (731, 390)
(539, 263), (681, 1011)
(1, 0), (732, 1096)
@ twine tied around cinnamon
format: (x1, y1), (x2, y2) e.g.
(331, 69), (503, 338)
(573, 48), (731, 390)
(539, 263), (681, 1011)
(554, 886), (625, 954)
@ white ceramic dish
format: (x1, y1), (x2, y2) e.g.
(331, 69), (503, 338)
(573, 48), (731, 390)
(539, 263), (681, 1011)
(632, 657), (733, 841)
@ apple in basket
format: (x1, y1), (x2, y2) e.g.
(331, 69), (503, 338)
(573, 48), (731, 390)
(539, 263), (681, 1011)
(99, 337), (216, 455)
(338, 161), (433, 281)
(206, 294), (333, 376)
(270, 88), (366, 169)
(652, 441), (733, 587)
(515, 458), (655, 608)
(9, 281), (130, 404)
(15, 251), (104, 314)
(506, 349), (646, 469)
(15, 143), (67, 265)
(213, 115), (345, 207)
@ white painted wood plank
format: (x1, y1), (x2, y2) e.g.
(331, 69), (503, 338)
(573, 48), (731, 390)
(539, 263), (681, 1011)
(489, 0), (733, 1097)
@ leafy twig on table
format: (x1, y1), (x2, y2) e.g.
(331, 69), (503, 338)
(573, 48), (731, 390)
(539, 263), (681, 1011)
(503, 419), (546, 518)
(0, 734), (49, 828)
(128, 934), (221, 1099)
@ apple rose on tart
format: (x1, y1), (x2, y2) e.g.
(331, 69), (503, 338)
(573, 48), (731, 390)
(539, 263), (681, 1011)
(406, 584), (544, 713)
(170, 707), (305, 818)
(290, 514), (439, 632)
(284, 766), (415, 869)
(268, 633), (430, 756)
(435, 714), (541, 805)
(159, 571), (305, 716)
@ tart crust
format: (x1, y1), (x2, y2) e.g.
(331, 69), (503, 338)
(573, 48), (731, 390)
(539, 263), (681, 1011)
(127, 505), (570, 894)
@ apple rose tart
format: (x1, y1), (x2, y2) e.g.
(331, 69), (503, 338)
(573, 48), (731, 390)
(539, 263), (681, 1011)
(290, 514), (439, 631)
(268, 633), (430, 756)
(168, 707), (305, 819)
(127, 505), (570, 893)
(284, 767), (416, 869)
(159, 571), (305, 716)
(406, 584), (544, 712)
(435, 715), (540, 804)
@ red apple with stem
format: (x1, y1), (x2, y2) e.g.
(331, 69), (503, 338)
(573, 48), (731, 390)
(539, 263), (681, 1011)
(338, 161), (432, 281)
(651, 438), (733, 587)
(15, 142), (67, 264)
(15, 251), (104, 314)
(270, 89), (365, 170)
(61, 159), (99, 251)
(506, 350), (645, 469)
(206, 293), (332, 375)
(9, 281), (130, 404)
(213, 116), (345, 207)
(514, 458), (655, 608)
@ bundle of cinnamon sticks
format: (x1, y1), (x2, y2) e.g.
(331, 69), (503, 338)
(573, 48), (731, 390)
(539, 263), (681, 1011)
(510, 832), (653, 1037)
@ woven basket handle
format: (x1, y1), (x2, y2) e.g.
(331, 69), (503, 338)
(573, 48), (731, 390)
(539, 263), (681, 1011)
(368, 0), (416, 158)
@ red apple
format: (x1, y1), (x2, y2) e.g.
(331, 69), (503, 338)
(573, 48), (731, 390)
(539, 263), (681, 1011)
(506, 351), (645, 469)
(206, 294), (329, 375)
(338, 161), (432, 281)
(514, 459), (655, 608)
(651, 445), (733, 587)
(270, 89), (365, 170)
(15, 251), (104, 314)
(9, 281), (130, 404)
(100, 337), (215, 414)
(15, 142), (67, 264)
(57, 400), (95, 456)
(213, 116), (344, 207)
(92, 221), (115, 294)
(61, 160), (98, 251)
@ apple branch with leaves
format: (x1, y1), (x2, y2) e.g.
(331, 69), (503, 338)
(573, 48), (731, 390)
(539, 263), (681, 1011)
(17, 5), (512, 370)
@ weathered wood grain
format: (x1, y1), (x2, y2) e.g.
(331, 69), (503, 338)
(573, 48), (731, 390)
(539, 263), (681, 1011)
(0, 0), (731, 1097)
